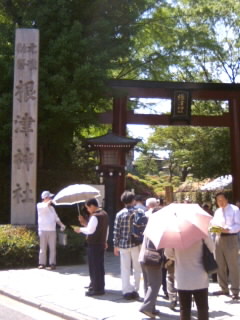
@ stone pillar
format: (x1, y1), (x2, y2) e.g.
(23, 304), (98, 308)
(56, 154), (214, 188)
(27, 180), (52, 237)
(11, 29), (39, 225)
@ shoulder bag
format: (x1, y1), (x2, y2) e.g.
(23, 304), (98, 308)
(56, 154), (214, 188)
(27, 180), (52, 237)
(202, 240), (218, 274)
(143, 238), (164, 266)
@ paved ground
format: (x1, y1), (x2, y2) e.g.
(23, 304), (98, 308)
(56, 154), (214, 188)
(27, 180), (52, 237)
(0, 251), (239, 320)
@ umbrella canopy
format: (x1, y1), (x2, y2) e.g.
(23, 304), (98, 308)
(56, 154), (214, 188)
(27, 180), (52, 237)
(144, 203), (213, 250)
(53, 184), (100, 205)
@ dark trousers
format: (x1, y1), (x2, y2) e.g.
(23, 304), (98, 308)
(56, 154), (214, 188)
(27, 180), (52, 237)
(87, 245), (105, 292)
(162, 266), (167, 293)
(178, 288), (209, 320)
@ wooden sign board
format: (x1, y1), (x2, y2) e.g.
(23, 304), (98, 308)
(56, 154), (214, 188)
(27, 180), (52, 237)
(171, 90), (191, 122)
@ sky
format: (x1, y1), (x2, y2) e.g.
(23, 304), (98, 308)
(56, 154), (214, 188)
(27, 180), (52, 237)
(127, 98), (171, 158)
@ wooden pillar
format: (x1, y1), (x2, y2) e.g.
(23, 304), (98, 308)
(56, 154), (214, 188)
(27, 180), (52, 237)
(112, 96), (128, 136)
(112, 96), (128, 210)
(229, 98), (240, 201)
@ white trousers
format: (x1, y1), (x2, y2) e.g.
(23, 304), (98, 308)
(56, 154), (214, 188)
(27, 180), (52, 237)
(39, 230), (57, 265)
(119, 245), (142, 294)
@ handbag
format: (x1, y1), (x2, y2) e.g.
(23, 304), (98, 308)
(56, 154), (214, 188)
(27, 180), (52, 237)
(143, 239), (164, 266)
(202, 240), (218, 274)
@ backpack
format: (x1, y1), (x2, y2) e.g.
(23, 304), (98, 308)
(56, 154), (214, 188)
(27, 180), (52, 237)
(130, 208), (148, 245)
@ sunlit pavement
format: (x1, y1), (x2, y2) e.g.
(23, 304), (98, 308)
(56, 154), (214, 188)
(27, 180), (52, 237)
(0, 250), (239, 320)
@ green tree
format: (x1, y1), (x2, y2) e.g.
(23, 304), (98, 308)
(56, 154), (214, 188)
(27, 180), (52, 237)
(0, 0), (156, 169)
(149, 124), (230, 182)
(0, 0), (157, 221)
(133, 0), (240, 83)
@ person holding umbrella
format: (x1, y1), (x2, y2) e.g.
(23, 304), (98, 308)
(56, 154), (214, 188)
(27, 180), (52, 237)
(165, 235), (214, 320)
(37, 190), (66, 270)
(74, 198), (109, 296)
(144, 203), (215, 319)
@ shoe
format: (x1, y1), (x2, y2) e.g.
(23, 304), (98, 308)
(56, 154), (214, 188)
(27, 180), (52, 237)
(169, 300), (177, 310)
(232, 294), (239, 300)
(213, 290), (229, 296)
(140, 310), (156, 318)
(131, 291), (139, 299)
(38, 265), (45, 269)
(123, 292), (134, 300)
(152, 309), (161, 316)
(46, 264), (56, 270)
(85, 290), (105, 297)
(84, 284), (92, 289)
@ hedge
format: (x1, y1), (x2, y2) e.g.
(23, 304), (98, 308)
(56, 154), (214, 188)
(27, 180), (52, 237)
(0, 225), (86, 270)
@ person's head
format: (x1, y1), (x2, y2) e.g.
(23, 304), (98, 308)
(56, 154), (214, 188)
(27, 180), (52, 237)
(85, 198), (99, 213)
(215, 192), (228, 208)
(134, 194), (144, 204)
(146, 197), (157, 209)
(121, 191), (135, 206)
(41, 190), (54, 202)
(203, 203), (209, 210)
(203, 203), (213, 215)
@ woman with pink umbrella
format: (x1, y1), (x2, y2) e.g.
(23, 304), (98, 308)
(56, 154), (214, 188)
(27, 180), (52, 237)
(144, 203), (215, 320)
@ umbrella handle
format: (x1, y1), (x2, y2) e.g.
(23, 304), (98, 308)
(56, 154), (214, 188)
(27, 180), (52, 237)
(77, 203), (80, 217)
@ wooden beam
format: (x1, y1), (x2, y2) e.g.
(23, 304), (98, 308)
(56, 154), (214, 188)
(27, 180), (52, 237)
(98, 111), (231, 127)
(107, 79), (240, 100)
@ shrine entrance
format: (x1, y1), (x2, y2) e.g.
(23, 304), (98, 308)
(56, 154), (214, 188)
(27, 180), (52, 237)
(99, 79), (240, 206)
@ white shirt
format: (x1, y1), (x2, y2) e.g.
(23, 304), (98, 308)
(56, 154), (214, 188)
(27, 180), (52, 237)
(80, 215), (109, 240)
(80, 216), (98, 235)
(37, 202), (60, 232)
(211, 204), (240, 233)
(165, 236), (214, 290)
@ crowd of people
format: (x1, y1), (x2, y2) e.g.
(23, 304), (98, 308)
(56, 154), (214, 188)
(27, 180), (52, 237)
(36, 189), (240, 319)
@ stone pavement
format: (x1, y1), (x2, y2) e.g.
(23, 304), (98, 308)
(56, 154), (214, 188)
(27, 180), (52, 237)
(0, 251), (239, 320)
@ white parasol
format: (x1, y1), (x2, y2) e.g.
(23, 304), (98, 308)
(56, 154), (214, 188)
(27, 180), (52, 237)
(53, 184), (100, 215)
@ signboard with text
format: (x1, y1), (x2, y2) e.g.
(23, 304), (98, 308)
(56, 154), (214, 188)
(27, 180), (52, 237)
(171, 90), (191, 122)
(11, 29), (39, 224)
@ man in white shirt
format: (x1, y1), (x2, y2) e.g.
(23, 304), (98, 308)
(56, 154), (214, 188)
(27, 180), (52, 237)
(211, 192), (240, 300)
(75, 198), (109, 296)
(37, 190), (65, 270)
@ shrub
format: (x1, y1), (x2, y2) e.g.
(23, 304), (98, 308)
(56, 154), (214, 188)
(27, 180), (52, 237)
(0, 225), (86, 269)
(0, 225), (39, 269)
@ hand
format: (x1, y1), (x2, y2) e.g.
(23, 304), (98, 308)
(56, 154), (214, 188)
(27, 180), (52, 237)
(60, 225), (66, 232)
(74, 227), (81, 233)
(221, 228), (229, 233)
(114, 247), (119, 256)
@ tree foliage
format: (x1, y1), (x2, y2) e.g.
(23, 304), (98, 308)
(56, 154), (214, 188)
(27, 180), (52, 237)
(0, 0), (156, 169)
(148, 125), (230, 182)
(0, 0), (239, 217)
(131, 0), (239, 181)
